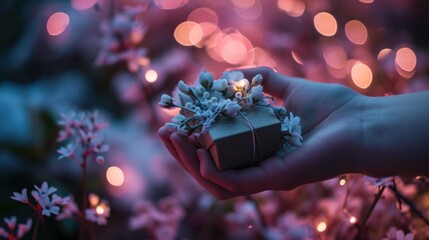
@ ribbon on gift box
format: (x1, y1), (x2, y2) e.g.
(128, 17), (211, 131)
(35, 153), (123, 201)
(238, 111), (262, 165)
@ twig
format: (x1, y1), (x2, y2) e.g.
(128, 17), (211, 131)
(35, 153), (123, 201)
(387, 185), (429, 225)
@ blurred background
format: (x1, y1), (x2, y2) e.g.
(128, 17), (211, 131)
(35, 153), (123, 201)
(1, 0), (429, 239)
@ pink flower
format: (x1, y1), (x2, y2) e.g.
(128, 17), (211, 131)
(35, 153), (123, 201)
(11, 188), (28, 203)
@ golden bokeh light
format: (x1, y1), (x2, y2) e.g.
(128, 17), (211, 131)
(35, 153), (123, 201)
(291, 50), (304, 65)
(277, 0), (306, 17)
(316, 221), (327, 232)
(395, 47), (417, 72)
(345, 20), (368, 45)
(106, 166), (125, 187)
(351, 62), (373, 89)
(231, 0), (257, 9)
(96, 206), (105, 215)
(187, 8), (218, 36)
(314, 12), (337, 37)
(145, 69), (158, 83)
(377, 48), (393, 61)
(154, 0), (188, 9)
(89, 193), (100, 207)
(233, 0), (263, 20)
(218, 33), (254, 65)
(323, 45), (347, 69)
(174, 21), (203, 46)
(46, 12), (70, 36)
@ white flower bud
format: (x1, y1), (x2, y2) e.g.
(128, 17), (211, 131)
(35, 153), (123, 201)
(172, 114), (186, 124)
(223, 101), (241, 117)
(199, 72), (214, 90)
(250, 85), (264, 101)
(178, 80), (190, 93)
(251, 74), (263, 85)
(212, 79), (228, 92)
(96, 156), (105, 165)
(159, 94), (173, 108)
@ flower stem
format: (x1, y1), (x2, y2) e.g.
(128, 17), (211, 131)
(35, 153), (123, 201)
(79, 158), (88, 240)
(32, 217), (40, 240)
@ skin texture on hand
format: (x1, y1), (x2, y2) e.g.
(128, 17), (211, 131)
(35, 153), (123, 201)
(158, 68), (429, 199)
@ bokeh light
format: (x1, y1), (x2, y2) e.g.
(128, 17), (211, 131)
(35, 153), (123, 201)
(71, 0), (97, 11)
(154, 0), (188, 10)
(339, 179), (347, 186)
(106, 166), (125, 187)
(316, 221), (327, 232)
(46, 12), (70, 36)
(395, 47), (417, 72)
(345, 20), (368, 45)
(350, 216), (357, 224)
(314, 12), (337, 37)
(323, 45), (347, 69)
(277, 0), (306, 17)
(351, 61), (373, 89)
(377, 48), (393, 61)
(187, 8), (218, 37)
(174, 21), (203, 46)
(96, 205), (105, 215)
(359, 0), (374, 3)
(145, 69), (158, 83)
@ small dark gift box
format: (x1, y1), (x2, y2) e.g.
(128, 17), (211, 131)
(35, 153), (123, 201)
(199, 106), (282, 170)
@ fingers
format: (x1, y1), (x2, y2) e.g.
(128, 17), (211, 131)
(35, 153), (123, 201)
(158, 127), (181, 161)
(197, 149), (269, 194)
(170, 133), (236, 200)
(239, 66), (297, 100)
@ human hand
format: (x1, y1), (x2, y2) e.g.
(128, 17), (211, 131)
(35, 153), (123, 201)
(158, 67), (367, 199)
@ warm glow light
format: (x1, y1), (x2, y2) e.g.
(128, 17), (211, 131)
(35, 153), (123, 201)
(218, 33), (253, 65)
(174, 21), (203, 46)
(46, 12), (70, 36)
(291, 50), (304, 65)
(345, 20), (368, 45)
(278, 0), (306, 17)
(232, 0), (256, 9)
(145, 69), (158, 83)
(236, 79), (248, 89)
(349, 216), (357, 224)
(154, 0), (188, 9)
(323, 45), (347, 69)
(71, 0), (96, 11)
(314, 12), (337, 37)
(96, 206), (104, 215)
(339, 179), (347, 186)
(359, 0), (374, 3)
(377, 48), (393, 61)
(233, 0), (263, 20)
(106, 166), (125, 187)
(316, 222), (327, 232)
(395, 47), (417, 72)
(89, 193), (100, 207)
(351, 62), (372, 89)
(187, 8), (218, 36)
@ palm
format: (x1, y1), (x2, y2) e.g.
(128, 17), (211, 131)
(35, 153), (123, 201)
(159, 67), (366, 199)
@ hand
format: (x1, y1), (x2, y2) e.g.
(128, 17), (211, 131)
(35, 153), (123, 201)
(158, 67), (367, 199)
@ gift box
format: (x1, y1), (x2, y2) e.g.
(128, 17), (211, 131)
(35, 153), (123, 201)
(198, 105), (282, 170)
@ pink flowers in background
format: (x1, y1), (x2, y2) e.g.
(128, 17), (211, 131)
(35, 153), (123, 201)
(0, 217), (32, 240)
(56, 111), (111, 239)
(57, 111), (109, 164)
(8, 182), (69, 239)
